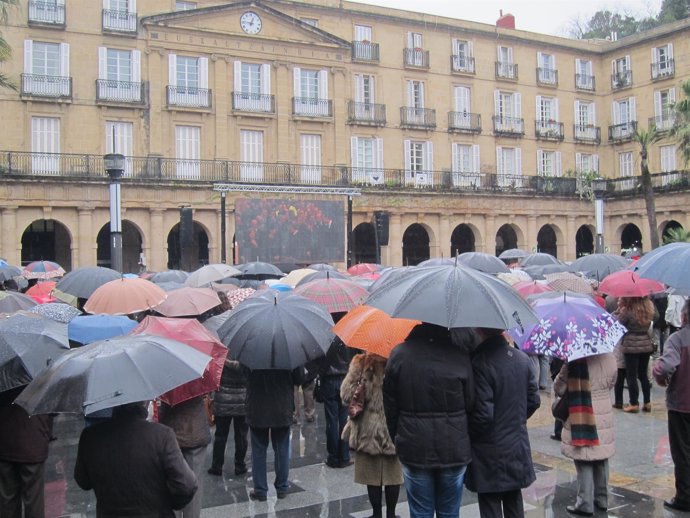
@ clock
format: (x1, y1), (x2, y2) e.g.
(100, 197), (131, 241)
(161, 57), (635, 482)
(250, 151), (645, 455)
(240, 11), (262, 34)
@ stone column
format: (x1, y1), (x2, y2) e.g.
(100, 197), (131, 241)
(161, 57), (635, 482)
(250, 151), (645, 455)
(145, 49), (164, 155)
(275, 62), (292, 161)
(566, 215), (576, 260)
(1, 207), (19, 265)
(527, 215), (538, 253)
(149, 208), (165, 272)
(439, 214), (451, 258)
(214, 56), (229, 159)
(483, 215), (496, 255)
(387, 212), (403, 267)
(77, 207), (95, 268)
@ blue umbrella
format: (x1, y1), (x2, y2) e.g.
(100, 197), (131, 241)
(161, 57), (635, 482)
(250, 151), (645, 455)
(68, 314), (138, 345)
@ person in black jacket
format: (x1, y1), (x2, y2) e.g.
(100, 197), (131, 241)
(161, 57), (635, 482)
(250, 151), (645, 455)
(208, 360), (249, 476)
(383, 323), (474, 518)
(465, 328), (541, 518)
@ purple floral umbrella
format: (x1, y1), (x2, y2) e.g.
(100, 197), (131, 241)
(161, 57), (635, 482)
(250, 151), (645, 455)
(509, 293), (627, 362)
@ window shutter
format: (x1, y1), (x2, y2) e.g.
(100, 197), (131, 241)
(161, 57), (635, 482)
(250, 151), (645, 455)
(169, 54), (177, 86)
(654, 91), (662, 117)
(625, 55), (631, 70)
(630, 97), (637, 121)
(668, 43), (674, 60)
(496, 147), (503, 175)
(494, 90), (500, 115)
(350, 136), (358, 168)
(611, 59), (616, 75)
(507, 47), (513, 62)
(496, 45), (501, 60)
(593, 154), (599, 172)
(318, 69), (328, 99)
(612, 101), (618, 124)
(452, 38), (459, 55)
(553, 98), (559, 121)
(354, 74), (364, 103)
(555, 152), (562, 176)
(514, 92), (521, 117)
(651, 47), (657, 66)
(575, 153), (582, 172)
(56, 0), (64, 5)
(375, 137), (384, 170)
(368, 75), (376, 104)
(515, 148), (522, 175)
(24, 40), (33, 73)
(535, 95), (542, 120)
(472, 144), (480, 173)
(59, 43), (69, 77)
(536, 150), (544, 174)
(198, 57), (208, 89)
(103, 0), (110, 9)
(451, 143), (458, 172)
(407, 32), (414, 48)
(128, 0), (136, 13)
(233, 61), (242, 92)
(424, 141), (433, 172)
(404, 139), (411, 175)
(537, 51), (543, 67)
(131, 50), (140, 83)
(261, 63), (271, 95)
(669, 87), (676, 104)
(418, 82), (425, 108)
(468, 40), (474, 57)
(98, 47), (107, 80)
(590, 102), (596, 123)
(574, 100), (580, 124)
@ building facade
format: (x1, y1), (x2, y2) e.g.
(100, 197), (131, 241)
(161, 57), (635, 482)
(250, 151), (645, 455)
(1, 0), (689, 271)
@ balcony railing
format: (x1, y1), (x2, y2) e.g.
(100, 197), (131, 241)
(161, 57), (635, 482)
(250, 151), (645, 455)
(347, 101), (386, 126)
(21, 74), (71, 99)
(166, 86), (212, 108)
(102, 9), (137, 33)
(651, 59), (675, 80)
(573, 124), (601, 144)
(611, 70), (632, 89)
(352, 41), (380, 62)
(495, 62), (518, 80)
(232, 92), (275, 114)
(96, 79), (144, 104)
(608, 121), (637, 142)
(450, 55), (475, 74)
(403, 48), (430, 68)
(447, 112), (481, 133)
(28, 0), (65, 25)
(492, 116), (524, 136)
(537, 67), (558, 86)
(575, 74), (595, 91)
(648, 114), (675, 133)
(292, 97), (332, 117)
(400, 107), (436, 129)
(535, 120), (564, 141)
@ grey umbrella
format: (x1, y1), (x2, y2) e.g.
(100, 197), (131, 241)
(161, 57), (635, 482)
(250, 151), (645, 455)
(185, 264), (242, 288)
(216, 294), (335, 370)
(498, 248), (530, 260)
(0, 291), (37, 313)
(521, 253), (562, 267)
(417, 258), (454, 267)
(0, 312), (69, 392)
(296, 270), (349, 287)
(307, 263), (338, 271)
(0, 265), (22, 282)
(457, 252), (510, 274)
(55, 267), (120, 299)
(569, 254), (628, 280)
(522, 263), (570, 280)
(150, 270), (189, 284)
(234, 261), (284, 280)
(634, 242), (690, 293)
(15, 334), (211, 415)
(365, 264), (538, 330)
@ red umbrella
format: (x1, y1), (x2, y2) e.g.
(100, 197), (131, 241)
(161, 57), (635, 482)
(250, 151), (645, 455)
(26, 281), (58, 304)
(513, 281), (554, 299)
(347, 263), (383, 276)
(599, 270), (665, 298)
(130, 316), (228, 406)
(294, 277), (368, 313)
(151, 287), (221, 317)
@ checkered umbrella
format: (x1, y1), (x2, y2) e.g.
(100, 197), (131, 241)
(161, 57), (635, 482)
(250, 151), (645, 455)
(294, 277), (368, 314)
(22, 261), (65, 280)
(544, 272), (594, 295)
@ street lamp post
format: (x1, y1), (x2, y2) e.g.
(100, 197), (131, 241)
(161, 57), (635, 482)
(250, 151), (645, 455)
(592, 177), (608, 254)
(104, 153), (125, 273)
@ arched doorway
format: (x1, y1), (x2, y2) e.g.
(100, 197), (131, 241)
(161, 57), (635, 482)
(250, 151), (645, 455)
(537, 225), (558, 258)
(167, 222), (210, 271)
(662, 220), (683, 243)
(495, 224), (518, 257)
(353, 222), (377, 264)
(621, 224), (643, 252)
(450, 224), (475, 256)
(96, 221), (143, 273)
(21, 219), (72, 270)
(575, 226), (594, 257)
(402, 224), (430, 266)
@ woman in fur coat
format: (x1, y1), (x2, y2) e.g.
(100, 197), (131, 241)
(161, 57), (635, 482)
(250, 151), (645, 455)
(341, 353), (402, 518)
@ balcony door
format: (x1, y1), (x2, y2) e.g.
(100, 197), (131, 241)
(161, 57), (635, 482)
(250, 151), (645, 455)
(105, 121), (133, 176)
(240, 130), (263, 182)
(175, 125), (200, 179)
(300, 134), (322, 184)
(31, 117), (60, 174)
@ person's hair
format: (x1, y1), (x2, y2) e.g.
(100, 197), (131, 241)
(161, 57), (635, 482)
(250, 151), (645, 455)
(618, 296), (655, 325)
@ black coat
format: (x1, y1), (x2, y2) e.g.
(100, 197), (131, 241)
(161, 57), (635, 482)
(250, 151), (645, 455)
(212, 360), (248, 417)
(465, 334), (540, 493)
(245, 368), (303, 429)
(0, 386), (52, 464)
(383, 325), (474, 469)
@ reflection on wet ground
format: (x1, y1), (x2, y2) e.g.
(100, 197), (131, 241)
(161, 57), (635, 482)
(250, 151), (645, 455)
(45, 384), (679, 517)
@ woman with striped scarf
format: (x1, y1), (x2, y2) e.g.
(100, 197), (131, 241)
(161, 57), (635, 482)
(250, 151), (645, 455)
(554, 352), (617, 516)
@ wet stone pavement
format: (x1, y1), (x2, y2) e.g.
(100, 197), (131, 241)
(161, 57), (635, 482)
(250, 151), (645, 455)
(46, 384), (681, 517)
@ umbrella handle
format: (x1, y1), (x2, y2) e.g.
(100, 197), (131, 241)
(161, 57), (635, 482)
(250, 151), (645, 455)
(83, 390), (123, 410)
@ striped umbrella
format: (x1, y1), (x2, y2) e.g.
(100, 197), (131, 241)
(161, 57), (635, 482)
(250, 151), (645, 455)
(22, 261), (65, 280)
(294, 277), (368, 314)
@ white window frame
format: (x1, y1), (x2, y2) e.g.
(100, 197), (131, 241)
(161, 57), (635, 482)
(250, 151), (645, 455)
(300, 134), (322, 184)
(406, 32), (424, 66)
(612, 97), (636, 139)
(233, 60), (271, 112)
(654, 88), (676, 130)
(652, 43), (674, 79)
(451, 85), (473, 129)
(98, 47), (141, 102)
(451, 143), (480, 187)
(23, 40), (70, 97)
(175, 1), (196, 11)
(497, 46), (514, 78)
(351, 136), (384, 185)
(239, 129), (264, 182)
(105, 121), (134, 176)
(354, 24), (372, 42)
(175, 125), (200, 179)
(618, 151), (635, 189)
(293, 67), (329, 116)
(611, 56), (631, 87)
(575, 58), (594, 90)
(536, 150), (562, 177)
(31, 117), (60, 174)
(575, 153), (599, 174)
(102, 0), (137, 32)
(168, 54), (209, 107)
(660, 145), (676, 173)
(404, 139), (433, 187)
(537, 52), (557, 84)
(494, 90), (522, 133)
(495, 146), (522, 188)
(452, 39), (474, 73)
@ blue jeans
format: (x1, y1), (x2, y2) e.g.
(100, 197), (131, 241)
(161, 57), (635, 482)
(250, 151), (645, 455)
(402, 464), (467, 518)
(322, 376), (350, 464)
(250, 426), (291, 497)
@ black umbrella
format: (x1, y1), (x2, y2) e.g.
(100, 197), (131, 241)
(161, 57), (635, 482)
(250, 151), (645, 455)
(417, 258), (454, 267)
(520, 253), (561, 267)
(457, 252), (510, 274)
(307, 263), (338, 272)
(234, 261), (284, 280)
(272, 262), (301, 274)
(568, 254), (628, 280)
(55, 266), (120, 299)
(296, 270), (349, 287)
(217, 294), (335, 370)
(150, 270), (189, 284)
(498, 248), (530, 260)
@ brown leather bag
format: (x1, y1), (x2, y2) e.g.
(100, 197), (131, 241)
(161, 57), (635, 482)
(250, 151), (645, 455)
(347, 378), (366, 419)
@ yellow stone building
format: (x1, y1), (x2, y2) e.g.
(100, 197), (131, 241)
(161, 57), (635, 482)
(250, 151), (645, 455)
(0, 0), (688, 271)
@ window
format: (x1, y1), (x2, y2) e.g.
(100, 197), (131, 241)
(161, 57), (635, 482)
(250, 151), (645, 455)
(494, 90), (522, 133)
(168, 54), (209, 107)
(31, 117), (60, 174)
(240, 130), (263, 181)
(660, 145), (676, 172)
(611, 56), (631, 88)
(407, 80), (424, 109)
(293, 67), (329, 116)
(175, 125), (200, 179)
(537, 52), (557, 84)
(575, 153), (599, 174)
(351, 136), (384, 184)
(23, 40), (70, 97)
(354, 25), (372, 42)
(536, 96), (558, 122)
(30, 41), (60, 76)
(652, 43), (674, 79)
(354, 74), (375, 104)
(407, 32), (423, 49)
(102, 0), (137, 32)
(97, 48), (141, 102)
(300, 134), (322, 184)
(495, 146), (522, 187)
(537, 150), (562, 177)
(300, 18), (318, 27)
(452, 39), (474, 73)
(105, 121), (133, 176)
(233, 61), (271, 112)
(496, 46), (516, 79)
(404, 140), (433, 186)
(405, 32), (425, 66)
(654, 88), (676, 130)
(29, 0), (65, 25)
(611, 97), (636, 139)
(575, 59), (594, 90)
(451, 143), (480, 187)
(175, 1), (196, 10)
(618, 151), (634, 188)
(450, 86), (475, 130)
(574, 100), (597, 141)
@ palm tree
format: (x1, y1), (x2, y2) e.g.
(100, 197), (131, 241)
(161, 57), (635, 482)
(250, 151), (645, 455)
(633, 125), (662, 249)
(0, 0), (18, 91)
(663, 227), (690, 244)
(670, 80), (690, 167)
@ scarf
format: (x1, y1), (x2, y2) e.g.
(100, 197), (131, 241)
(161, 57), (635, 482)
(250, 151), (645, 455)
(567, 359), (600, 447)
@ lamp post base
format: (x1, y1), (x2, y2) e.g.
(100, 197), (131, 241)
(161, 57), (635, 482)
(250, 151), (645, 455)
(111, 232), (123, 273)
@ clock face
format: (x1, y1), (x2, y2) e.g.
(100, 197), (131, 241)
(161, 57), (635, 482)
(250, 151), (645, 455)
(240, 11), (262, 34)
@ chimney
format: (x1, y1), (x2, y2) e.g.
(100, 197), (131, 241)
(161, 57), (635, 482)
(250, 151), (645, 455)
(496, 11), (516, 30)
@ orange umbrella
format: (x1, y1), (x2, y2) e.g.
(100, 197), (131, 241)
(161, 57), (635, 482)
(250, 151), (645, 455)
(151, 287), (221, 317)
(83, 278), (167, 315)
(333, 305), (420, 358)
(26, 281), (58, 304)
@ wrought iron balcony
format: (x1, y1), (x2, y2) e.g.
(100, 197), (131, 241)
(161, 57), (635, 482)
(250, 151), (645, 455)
(166, 86), (212, 108)
(292, 97), (333, 117)
(96, 79), (144, 104)
(651, 59), (674, 80)
(575, 74), (595, 91)
(28, 0), (65, 26)
(400, 107), (436, 129)
(232, 92), (275, 114)
(611, 70), (632, 89)
(403, 48), (430, 68)
(495, 62), (518, 80)
(535, 120), (564, 141)
(347, 101), (386, 126)
(492, 116), (524, 136)
(573, 124), (601, 144)
(447, 112), (481, 133)
(648, 115), (675, 133)
(608, 121), (637, 142)
(102, 9), (137, 33)
(537, 67), (558, 86)
(450, 55), (475, 74)
(351, 41), (380, 62)
(21, 74), (71, 99)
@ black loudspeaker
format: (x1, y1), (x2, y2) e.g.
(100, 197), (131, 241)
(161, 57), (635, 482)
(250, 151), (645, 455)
(374, 211), (390, 246)
(179, 207), (194, 247)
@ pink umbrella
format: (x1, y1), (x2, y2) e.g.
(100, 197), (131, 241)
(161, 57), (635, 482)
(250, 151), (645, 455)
(347, 263), (383, 276)
(84, 278), (167, 315)
(151, 287), (221, 317)
(513, 281), (554, 299)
